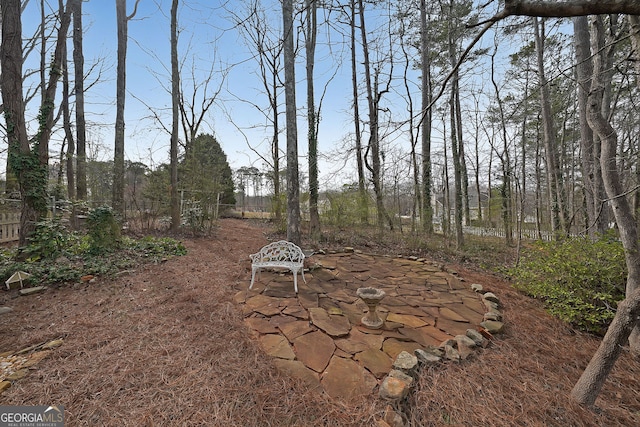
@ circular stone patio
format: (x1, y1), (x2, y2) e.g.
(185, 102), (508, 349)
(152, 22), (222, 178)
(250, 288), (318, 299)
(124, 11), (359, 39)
(234, 249), (489, 400)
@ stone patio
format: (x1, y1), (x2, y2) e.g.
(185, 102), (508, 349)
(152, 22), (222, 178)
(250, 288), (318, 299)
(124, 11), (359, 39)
(234, 249), (487, 400)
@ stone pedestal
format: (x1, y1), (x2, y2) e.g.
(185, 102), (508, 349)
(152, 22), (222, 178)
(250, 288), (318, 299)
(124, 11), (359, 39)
(357, 287), (386, 329)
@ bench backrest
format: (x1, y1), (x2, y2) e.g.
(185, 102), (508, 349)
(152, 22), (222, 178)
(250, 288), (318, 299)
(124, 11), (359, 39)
(256, 240), (304, 263)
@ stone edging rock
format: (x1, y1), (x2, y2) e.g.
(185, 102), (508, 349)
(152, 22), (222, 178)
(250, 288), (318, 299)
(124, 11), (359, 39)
(376, 283), (505, 427)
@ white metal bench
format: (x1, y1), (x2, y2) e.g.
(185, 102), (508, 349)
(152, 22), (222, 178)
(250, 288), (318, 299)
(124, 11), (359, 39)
(249, 240), (306, 293)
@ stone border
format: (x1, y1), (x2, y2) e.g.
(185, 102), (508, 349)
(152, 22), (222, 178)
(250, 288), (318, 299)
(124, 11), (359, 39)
(375, 283), (504, 427)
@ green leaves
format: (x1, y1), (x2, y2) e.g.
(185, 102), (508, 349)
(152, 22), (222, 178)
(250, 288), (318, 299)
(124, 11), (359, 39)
(508, 234), (626, 333)
(0, 220), (186, 287)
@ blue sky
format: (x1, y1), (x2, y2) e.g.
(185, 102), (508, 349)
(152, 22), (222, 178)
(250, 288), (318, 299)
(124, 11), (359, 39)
(18, 0), (362, 188)
(14, 0), (548, 193)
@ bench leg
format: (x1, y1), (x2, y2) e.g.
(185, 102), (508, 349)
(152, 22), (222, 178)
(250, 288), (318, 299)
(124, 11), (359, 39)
(250, 267), (258, 290)
(293, 271), (298, 293)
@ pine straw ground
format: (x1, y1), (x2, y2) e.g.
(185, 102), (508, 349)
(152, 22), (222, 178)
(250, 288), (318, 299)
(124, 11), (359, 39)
(1, 218), (639, 426)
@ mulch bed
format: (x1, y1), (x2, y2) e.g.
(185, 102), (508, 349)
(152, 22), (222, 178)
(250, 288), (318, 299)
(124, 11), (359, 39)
(1, 218), (639, 426)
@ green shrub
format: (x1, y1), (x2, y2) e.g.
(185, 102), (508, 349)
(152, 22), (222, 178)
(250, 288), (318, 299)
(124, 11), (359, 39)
(87, 206), (121, 254)
(507, 234), (626, 333)
(22, 219), (76, 261)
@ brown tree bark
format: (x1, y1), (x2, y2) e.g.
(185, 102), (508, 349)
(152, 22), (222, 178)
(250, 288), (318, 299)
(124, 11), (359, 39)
(534, 17), (566, 237)
(1, 0), (70, 246)
(306, 0), (321, 240)
(113, 0), (140, 217)
(571, 16), (640, 406)
(358, 0), (393, 231)
(71, 0), (87, 200)
(349, 0), (368, 225)
(502, 0), (640, 17)
(170, 0), (180, 232)
(282, 0), (301, 245)
(420, 0), (433, 234)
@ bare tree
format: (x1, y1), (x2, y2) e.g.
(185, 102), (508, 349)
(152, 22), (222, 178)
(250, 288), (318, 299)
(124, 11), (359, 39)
(113, 0), (141, 216)
(358, 0), (393, 230)
(305, 0), (321, 240)
(282, 0), (301, 245)
(1, 0), (70, 246)
(347, 0), (368, 224)
(420, 0), (434, 233)
(231, 0), (285, 222)
(170, 0), (180, 231)
(71, 0), (87, 200)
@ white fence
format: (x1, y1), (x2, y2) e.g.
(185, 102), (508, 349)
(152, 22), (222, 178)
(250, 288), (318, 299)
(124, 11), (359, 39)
(0, 212), (20, 243)
(463, 226), (556, 241)
(433, 223), (573, 241)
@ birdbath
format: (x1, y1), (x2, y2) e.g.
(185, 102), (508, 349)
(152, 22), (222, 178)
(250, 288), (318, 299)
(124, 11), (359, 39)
(357, 287), (386, 329)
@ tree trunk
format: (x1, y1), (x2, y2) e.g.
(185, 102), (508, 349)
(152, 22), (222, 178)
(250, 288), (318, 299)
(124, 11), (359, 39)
(630, 16), (640, 227)
(449, 89), (464, 248)
(350, 0), (367, 225)
(170, 0), (180, 232)
(571, 16), (640, 406)
(306, 0), (320, 240)
(420, 0), (433, 234)
(358, 0), (392, 231)
(447, 6), (463, 248)
(490, 46), (513, 246)
(113, 0), (128, 216)
(113, 0), (140, 216)
(1, 0), (35, 245)
(534, 17), (565, 237)
(2, 0), (70, 246)
(573, 16), (597, 237)
(71, 0), (87, 201)
(282, 0), (301, 245)
(62, 41), (75, 200)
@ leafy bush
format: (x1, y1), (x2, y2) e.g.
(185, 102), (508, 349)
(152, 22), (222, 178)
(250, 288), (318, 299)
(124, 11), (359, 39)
(507, 234), (626, 333)
(87, 206), (121, 254)
(0, 227), (186, 287)
(21, 219), (77, 261)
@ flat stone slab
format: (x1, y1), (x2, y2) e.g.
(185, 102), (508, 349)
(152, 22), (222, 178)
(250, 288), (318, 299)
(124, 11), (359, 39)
(19, 286), (46, 296)
(245, 294), (281, 316)
(439, 306), (470, 323)
(397, 327), (443, 348)
(259, 334), (295, 360)
(419, 325), (456, 343)
(294, 331), (335, 372)
(382, 338), (423, 360)
(311, 268), (338, 281)
(279, 320), (313, 342)
(386, 313), (430, 328)
(354, 348), (392, 378)
(245, 317), (279, 334)
(321, 356), (377, 400)
(272, 359), (321, 389)
(309, 307), (351, 337)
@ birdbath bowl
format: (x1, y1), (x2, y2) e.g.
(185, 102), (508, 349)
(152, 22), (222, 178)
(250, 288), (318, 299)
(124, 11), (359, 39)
(357, 287), (386, 329)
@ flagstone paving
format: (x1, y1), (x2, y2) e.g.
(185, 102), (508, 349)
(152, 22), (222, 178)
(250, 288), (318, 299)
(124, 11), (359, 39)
(235, 250), (487, 400)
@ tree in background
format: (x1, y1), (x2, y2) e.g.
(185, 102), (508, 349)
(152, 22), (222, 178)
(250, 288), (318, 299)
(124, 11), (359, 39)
(71, 0), (87, 201)
(282, 0), (301, 245)
(231, 0), (285, 223)
(305, 0), (321, 240)
(1, 0), (71, 247)
(170, 0), (180, 231)
(113, 0), (140, 217)
(180, 133), (235, 208)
